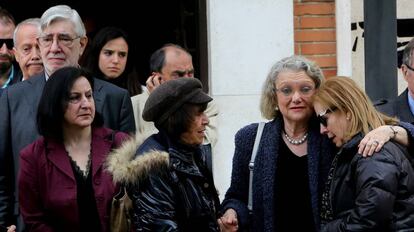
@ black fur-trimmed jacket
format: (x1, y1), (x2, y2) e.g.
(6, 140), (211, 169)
(106, 132), (220, 232)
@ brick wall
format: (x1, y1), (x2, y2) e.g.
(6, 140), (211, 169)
(294, 0), (337, 78)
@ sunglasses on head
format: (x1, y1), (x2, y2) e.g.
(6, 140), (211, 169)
(0, 39), (13, 50)
(317, 107), (337, 127)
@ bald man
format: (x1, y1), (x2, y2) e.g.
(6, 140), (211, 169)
(132, 44), (218, 148)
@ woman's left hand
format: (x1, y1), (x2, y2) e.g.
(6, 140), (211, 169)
(358, 126), (389, 157)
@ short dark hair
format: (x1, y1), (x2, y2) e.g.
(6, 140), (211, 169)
(37, 67), (103, 140)
(0, 8), (16, 25)
(149, 43), (191, 73)
(157, 103), (207, 139)
(84, 27), (142, 96)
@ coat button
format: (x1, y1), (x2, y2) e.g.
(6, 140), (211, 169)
(204, 183), (209, 188)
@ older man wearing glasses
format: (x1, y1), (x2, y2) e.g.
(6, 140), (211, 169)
(376, 37), (414, 124)
(0, 8), (20, 95)
(0, 5), (135, 231)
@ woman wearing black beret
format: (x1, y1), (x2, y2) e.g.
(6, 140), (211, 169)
(106, 78), (220, 231)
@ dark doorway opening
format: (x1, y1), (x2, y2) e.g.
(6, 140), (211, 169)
(2, 0), (208, 91)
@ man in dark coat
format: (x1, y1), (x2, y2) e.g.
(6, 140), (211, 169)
(0, 5), (135, 231)
(376, 37), (414, 123)
(0, 8), (21, 96)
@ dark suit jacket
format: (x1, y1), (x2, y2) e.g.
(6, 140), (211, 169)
(19, 127), (128, 232)
(0, 72), (135, 227)
(0, 64), (22, 97)
(375, 88), (414, 123)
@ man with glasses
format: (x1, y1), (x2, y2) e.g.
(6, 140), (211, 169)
(0, 5), (135, 231)
(13, 18), (44, 81)
(0, 8), (20, 95)
(376, 37), (414, 123)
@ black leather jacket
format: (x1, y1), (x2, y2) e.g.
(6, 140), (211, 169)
(108, 131), (220, 231)
(321, 134), (414, 231)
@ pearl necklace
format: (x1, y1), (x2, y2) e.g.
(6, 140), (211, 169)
(283, 131), (308, 145)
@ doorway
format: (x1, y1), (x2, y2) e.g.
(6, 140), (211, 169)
(3, 0), (209, 90)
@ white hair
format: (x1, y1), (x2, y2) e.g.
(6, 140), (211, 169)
(40, 5), (86, 36)
(13, 18), (41, 44)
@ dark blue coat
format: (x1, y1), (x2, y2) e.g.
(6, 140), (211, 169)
(375, 89), (414, 123)
(221, 116), (334, 232)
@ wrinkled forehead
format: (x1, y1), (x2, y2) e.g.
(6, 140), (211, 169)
(41, 19), (77, 36)
(275, 70), (315, 86)
(15, 24), (39, 39)
(0, 23), (15, 38)
(164, 57), (193, 73)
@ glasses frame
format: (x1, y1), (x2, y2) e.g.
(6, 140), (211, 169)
(275, 85), (315, 97)
(317, 107), (337, 127)
(37, 34), (81, 48)
(405, 63), (414, 72)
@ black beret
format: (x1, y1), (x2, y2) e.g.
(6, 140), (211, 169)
(143, 78), (212, 124)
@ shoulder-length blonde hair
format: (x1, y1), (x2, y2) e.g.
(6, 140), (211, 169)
(260, 55), (324, 119)
(313, 76), (397, 141)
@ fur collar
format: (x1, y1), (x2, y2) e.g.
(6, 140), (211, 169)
(105, 135), (169, 185)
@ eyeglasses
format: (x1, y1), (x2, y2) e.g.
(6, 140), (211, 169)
(0, 39), (13, 49)
(317, 107), (337, 127)
(276, 86), (315, 97)
(405, 63), (414, 72)
(37, 34), (80, 48)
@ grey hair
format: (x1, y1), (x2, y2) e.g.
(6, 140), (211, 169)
(403, 38), (414, 67)
(40, 5), (86, 37)
(13, 18), (41, 45)
(259, 55), (324, 119)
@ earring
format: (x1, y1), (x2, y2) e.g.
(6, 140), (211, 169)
(275, 106), (279, 111)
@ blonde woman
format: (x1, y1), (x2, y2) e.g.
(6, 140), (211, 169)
(314, 76), (414, 231)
